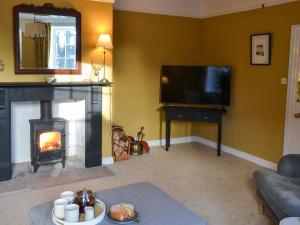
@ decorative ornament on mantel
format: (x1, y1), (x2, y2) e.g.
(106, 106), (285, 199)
(91, 61), (103, 82)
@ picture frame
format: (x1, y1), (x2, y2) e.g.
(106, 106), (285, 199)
(250, 33), (271, 65)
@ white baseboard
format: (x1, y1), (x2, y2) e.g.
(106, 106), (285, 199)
(102, 156), (114, 165)
(148, 136), (194, 147)
(192, 136), (277, 170)
(148, 136), (277, 170)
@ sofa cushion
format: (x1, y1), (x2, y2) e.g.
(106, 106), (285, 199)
(253, 169), (300, 220)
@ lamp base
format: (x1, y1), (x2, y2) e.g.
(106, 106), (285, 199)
(100, 77), (110, 83)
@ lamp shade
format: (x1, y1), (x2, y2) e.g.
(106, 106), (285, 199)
(96, 34), (113, 49)
(24, 22), (46, 38)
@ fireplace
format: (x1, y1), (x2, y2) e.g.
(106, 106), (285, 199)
(29, 100), (66, 173)
(0, 83), (104, 181)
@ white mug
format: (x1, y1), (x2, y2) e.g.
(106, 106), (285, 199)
(54, 198), (68, 219)
(60, 191), (75, 204)
(64, 204), (80, 223)
(85, 206), (95, 221)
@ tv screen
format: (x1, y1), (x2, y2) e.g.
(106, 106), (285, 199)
(160, 66), (232, 106)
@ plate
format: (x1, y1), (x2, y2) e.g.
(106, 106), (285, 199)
(106, 210), (140, 224)
(52, 199), (106, 225)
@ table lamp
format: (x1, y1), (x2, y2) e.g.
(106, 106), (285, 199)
(96, 34), (113, 83)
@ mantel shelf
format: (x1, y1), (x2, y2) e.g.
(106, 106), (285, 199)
(0, 82), (113, 88)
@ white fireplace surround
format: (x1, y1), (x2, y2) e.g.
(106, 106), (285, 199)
(11, 100), (86, 164)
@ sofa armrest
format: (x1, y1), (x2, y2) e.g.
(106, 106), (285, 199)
(277, 154), (300, 178)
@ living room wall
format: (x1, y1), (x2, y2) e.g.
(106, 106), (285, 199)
(193, 1), (300, 163)
(113, 1), (300, 163)
(113, 11), (202, 140)
(0, 0), (113, 157)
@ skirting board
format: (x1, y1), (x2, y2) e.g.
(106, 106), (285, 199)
(102, 156), (114, 165)
(147, 136), (194, 147)
(148, 136), (277, 170)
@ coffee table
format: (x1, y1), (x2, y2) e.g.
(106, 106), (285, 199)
(29, 182), (207, 225)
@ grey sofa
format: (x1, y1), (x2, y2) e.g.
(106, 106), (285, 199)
(253, 154), (300, 224)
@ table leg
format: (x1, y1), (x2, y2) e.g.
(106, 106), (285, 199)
(166, 119), (171, 151)
(217, 117), (222, 156)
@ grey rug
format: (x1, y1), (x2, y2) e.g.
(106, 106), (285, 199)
(30, 182), (207, 225)
(0, 157), (114, 195)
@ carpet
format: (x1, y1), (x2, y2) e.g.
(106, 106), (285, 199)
(0, 143), (273, 225)
(0, 157), (114, 195)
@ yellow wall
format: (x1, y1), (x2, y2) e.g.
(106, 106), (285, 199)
(193, 1), (300, 163)
(0, 0), (113, 157)
(113, 1), (300, 163)
(113, 11), (202, 140)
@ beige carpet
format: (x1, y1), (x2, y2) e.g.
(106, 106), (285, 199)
(0, 143), (273, 225)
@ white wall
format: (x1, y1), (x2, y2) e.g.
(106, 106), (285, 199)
(11, 100), (85, 164)
(201, 0), (297, 18)
(114, 0), (297, 18)
(114, 0), (205, 18)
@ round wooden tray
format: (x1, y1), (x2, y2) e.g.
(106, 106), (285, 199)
(52, 199), (106, 225)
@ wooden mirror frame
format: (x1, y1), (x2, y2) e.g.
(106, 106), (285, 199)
(13, 3), (82, 75)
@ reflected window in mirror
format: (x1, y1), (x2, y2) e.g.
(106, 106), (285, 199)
(50, 26), (76, 69)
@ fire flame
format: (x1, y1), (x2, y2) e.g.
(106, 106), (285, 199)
(39, 131), (62, 152)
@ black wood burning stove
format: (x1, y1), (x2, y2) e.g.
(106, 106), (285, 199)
(29, 100), (66, 173)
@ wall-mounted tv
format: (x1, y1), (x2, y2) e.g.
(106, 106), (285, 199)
(160, 65), (232, 106)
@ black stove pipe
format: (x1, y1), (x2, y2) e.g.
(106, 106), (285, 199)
(40, 100), (53, 120)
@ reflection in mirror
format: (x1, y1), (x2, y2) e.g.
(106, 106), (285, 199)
(19, 13), (76, 70)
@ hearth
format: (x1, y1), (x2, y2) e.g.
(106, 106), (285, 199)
(29, 100), (66, 173)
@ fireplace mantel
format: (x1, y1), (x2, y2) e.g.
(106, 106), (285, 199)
(0, 82), (109, 181)
(0, 81), (113, 88)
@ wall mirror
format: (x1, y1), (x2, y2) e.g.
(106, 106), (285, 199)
(14, 3), (81, 74)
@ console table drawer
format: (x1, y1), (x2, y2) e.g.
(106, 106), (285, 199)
(166, 110), (219, 122)
(194, 113), (218, 122)
(166, 110), (189, 120)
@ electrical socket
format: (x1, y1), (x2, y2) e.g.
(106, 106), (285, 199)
(281, 77), (287, 85)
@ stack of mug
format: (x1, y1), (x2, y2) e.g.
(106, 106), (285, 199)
(54, 191), (95, 223)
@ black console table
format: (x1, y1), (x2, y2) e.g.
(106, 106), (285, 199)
(163, 106), (226, 156)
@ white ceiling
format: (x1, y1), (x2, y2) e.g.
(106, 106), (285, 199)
(113, 0), (297, 18)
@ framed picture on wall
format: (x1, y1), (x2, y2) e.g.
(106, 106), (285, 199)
(251, 33), (271, 65)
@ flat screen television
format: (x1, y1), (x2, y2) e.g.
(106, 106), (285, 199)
(160, 65), (232, 106)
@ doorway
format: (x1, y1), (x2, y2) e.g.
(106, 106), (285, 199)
(284, 25), (300, 155)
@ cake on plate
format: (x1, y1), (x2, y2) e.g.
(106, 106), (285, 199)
(109, 203), (135, 220)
